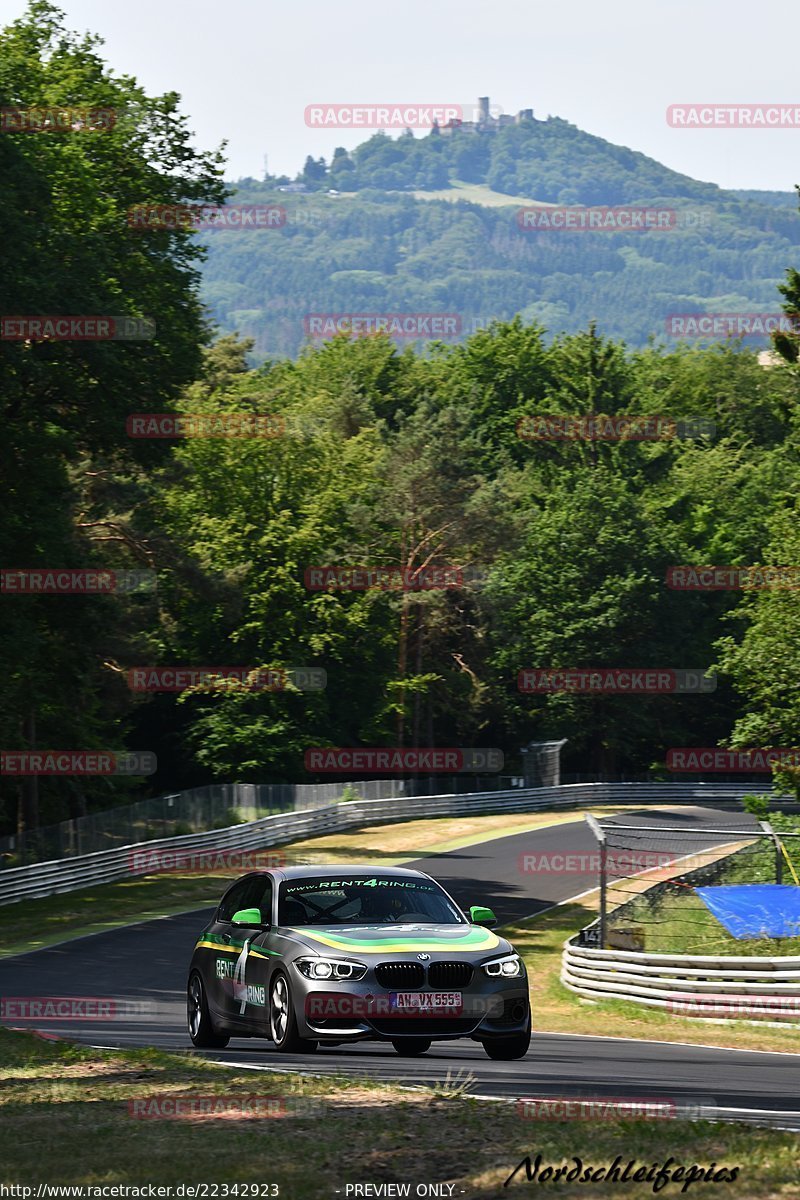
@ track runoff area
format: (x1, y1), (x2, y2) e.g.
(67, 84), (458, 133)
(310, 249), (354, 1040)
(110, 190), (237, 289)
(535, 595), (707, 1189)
(1, 804), (799, 1129)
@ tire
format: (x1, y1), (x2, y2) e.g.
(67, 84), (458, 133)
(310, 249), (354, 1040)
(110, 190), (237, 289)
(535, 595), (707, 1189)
(482, 1017), (531, 1061)
(391, 1038), (432, 1056)
(187, 972), (229, 1049)
(269, 972), (318, 1053)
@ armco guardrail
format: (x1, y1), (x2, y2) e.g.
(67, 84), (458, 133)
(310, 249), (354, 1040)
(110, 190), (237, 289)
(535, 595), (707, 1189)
(0, 780), (771, 906)
(1, 776), (489, 864)
(561, 941), (800, 1021)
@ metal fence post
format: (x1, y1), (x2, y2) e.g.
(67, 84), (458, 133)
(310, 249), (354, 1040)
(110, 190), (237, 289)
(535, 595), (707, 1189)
(585, 813), (607, 948)
(760, 820), (782, 884)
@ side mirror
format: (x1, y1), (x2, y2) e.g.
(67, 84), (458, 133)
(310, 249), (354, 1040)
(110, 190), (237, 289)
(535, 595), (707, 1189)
(231, 907), (267, 928)
(469, 905), (497, 928)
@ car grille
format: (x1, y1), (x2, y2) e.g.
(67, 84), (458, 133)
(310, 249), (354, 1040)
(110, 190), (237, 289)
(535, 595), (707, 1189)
(375, 962), (425, 988)
(427, 961), (473, 989)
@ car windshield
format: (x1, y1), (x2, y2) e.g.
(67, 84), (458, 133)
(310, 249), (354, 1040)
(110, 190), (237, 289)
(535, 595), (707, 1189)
(278, 874), (465, 926)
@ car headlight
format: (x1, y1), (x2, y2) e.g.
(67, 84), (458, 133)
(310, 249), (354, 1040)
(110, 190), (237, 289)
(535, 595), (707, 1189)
(482, 953), (523, 978)
(294, 957), (367, 981)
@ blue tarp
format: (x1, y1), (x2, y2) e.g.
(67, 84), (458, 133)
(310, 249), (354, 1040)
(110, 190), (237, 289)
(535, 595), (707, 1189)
(695, 884), (800, 940)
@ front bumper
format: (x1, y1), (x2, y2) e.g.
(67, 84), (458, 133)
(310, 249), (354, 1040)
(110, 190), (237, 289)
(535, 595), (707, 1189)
(293, 971), (530, 1042)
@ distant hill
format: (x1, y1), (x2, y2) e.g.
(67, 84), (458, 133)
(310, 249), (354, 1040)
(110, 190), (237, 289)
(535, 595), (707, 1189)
(729, 189), (799, 208)
(197, 114), (800, 358)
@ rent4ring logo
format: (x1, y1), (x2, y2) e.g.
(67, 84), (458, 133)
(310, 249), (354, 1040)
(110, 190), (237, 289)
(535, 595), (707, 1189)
(304, 748), (504, 773)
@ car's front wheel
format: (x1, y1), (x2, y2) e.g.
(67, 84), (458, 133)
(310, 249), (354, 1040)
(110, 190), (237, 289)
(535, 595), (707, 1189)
(481, 1017), (531, 1061)
(391, 1038), (431, 1056)
(187, 972), (229, 1049)
(269, 971), (318, 1053)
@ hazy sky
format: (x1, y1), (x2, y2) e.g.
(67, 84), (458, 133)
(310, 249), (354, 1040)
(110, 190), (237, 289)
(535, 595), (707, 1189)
(1, 0), (798, 192)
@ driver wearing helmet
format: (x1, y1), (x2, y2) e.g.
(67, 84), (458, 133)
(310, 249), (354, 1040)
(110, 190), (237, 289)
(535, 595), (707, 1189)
(356, 886), (407, 924)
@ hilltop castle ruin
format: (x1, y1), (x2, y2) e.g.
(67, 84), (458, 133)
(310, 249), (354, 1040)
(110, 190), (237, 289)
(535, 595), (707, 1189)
(435, 96), (536, 135)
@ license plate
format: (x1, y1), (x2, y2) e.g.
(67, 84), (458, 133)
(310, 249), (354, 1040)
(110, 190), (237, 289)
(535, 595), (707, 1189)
(390, 991), (462, 1012)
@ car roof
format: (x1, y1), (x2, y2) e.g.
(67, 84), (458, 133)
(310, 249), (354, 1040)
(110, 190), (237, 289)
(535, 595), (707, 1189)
(277, 865), (431, 881)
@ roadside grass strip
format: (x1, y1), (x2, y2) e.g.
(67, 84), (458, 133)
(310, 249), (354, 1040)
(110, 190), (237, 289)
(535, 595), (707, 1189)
(0, 1028), (798, 1196)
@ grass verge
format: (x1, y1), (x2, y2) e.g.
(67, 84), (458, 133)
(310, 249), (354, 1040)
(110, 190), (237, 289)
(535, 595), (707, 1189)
(0, 1028), (798, 1197)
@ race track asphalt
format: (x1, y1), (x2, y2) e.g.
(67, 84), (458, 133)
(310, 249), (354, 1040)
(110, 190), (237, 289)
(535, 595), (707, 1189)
(1, 804), (798, 1128)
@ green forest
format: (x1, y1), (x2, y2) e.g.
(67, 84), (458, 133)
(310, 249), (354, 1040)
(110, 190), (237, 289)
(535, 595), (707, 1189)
(1, 3), (799, 838)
